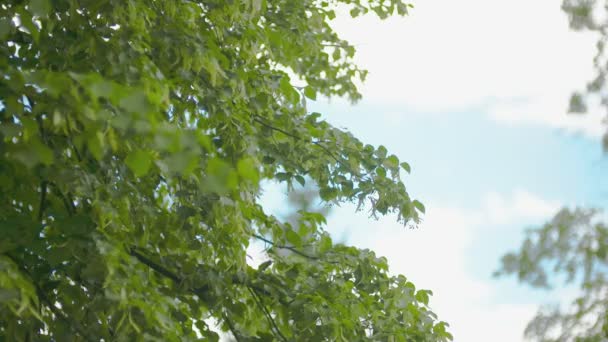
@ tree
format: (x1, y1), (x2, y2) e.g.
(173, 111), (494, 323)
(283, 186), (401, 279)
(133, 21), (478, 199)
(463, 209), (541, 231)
(562, 0), (608, 149)
(0, 0), (452, 340)
(496, 209), (608, 341)
(496, 1), (608, 340)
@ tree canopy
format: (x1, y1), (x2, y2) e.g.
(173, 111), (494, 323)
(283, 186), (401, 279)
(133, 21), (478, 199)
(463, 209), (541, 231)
(0, 0), (451, 340)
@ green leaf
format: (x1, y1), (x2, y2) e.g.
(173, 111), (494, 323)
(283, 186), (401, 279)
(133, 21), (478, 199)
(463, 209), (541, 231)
(203, 157), (238, 192)
(286, 229), (302, 247)
(375, 145), (388, 159)
(319, 187), (338, 201)
(120, 90), (152, 114)
(304, 86), (317, 100)
(32, 140), (54, 166)
(87, 132), (104, 161)
(280, 76), (300, 104)
(295, 175), (306, 186)
(0, 18), (12, 40)
(165, 151), (199, 177)
(29, 0), (51, 17)
(319, 234), (332, 252)
(275, 172), (291, 182)
(400, 162), (411, 173)
(415, 290), (431, 306)
(237, 158), (259, 184)
(126, 150), (153, 177)
(412, 200), (425, 214)
(13, 138), (54, 168)
(384, 155), (399, 170)
(18, 10), (38, 42)
(258, 260), (272, 272)
(89, 79), (115, 99)
(376, 166), (386, 178)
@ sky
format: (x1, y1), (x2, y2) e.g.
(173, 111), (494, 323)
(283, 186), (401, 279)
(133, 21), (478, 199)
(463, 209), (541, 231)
(260, 0), (608, 341)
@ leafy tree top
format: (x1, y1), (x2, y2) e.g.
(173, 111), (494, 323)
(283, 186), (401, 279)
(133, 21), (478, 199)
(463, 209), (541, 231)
(0, 0), (450, 340)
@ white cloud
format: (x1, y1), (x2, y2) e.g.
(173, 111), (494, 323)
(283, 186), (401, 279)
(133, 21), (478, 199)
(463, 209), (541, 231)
(482, 189), (561, 225)
(329, 0), (604, 136)
(325, 189), (560, 341)
(488, 96), (607, 139)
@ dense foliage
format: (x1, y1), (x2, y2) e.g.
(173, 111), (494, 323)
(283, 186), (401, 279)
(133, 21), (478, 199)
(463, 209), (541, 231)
(496, 1), (608, 340)
(0, 0), (451, 340)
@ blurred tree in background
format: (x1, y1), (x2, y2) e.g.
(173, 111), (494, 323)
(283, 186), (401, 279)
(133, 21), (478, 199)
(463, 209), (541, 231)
(497, 1), (608, 340)
(0, 0), (451, 340)
(563, 0), (608, 149)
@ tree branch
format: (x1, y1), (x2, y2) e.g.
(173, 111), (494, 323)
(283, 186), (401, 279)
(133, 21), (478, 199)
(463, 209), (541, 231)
(251, 115), (355, 175)
(128, 247), (181, 283)
(37, 181), (48, 222)
(64, 114), (83, 162)
(223, 314), (243, 342)
(253, 234), (319, 261)
(247, 286), (288, 342)
(4, 253), (94, 342)
(128, 246), (293, 308)
(36, 283), (94, 342)
(48, 182), (75, 216)
(321, 43), (348, 48)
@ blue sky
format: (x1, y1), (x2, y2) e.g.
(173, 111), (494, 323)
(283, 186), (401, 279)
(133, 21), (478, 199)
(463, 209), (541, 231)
(259, 98), (605, 341)
(259, 0), (608, 340)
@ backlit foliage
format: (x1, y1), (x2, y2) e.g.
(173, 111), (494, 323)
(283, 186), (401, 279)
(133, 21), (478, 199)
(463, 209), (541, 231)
(0, 0), (451, 340)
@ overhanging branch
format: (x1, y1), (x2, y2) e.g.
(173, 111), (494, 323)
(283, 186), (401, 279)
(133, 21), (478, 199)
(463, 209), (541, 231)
(4, 253), (94, 342)
(128, 245), (294, 339)
(253, 234), (339, 264)
(252, 115), (356, 175)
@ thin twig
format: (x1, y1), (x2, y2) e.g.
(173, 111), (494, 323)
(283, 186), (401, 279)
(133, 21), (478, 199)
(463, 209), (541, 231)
(321, 43), (347, 48)
(128, 248), (181, 283)
(64, 115), (82, 162)
(37, 181), (48, 221)
(36, 284), (94, 341)
(251, 115), (355, 174)
(311, 140), (352, 173)
(253, 234), (340, 265)
(48, 183), (75, 216)
(247, 286), (288, 342)
(223, 314), (243, 342)
(253, 234), (319, 260)
(252, 116), (299, 139)
(129, 247), (293, 308)
(4, 253), (94, 342)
